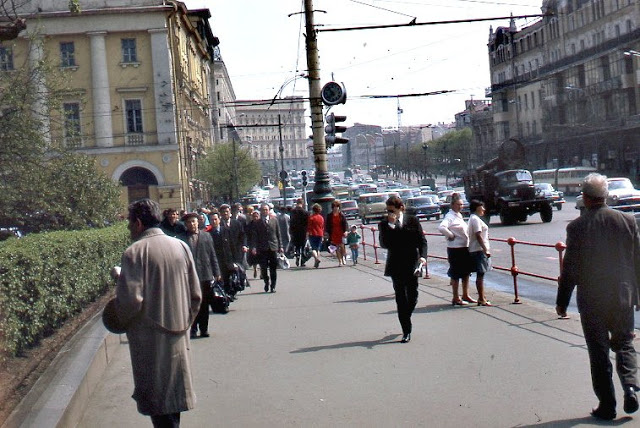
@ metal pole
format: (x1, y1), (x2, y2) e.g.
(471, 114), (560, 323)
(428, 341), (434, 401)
(232, 135), (238, 202)
(304, 0), (334, 214)
(278, 114), (287, 208)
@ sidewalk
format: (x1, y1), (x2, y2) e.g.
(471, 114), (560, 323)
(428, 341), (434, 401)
(8, 254), (640, 427)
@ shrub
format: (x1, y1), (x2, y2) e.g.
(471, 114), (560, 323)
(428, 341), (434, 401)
(0, 222), (129, 356)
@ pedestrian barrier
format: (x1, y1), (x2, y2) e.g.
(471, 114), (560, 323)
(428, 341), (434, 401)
(354, 223), (566, 304)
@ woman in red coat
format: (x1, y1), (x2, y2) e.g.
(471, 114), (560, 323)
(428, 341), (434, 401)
(325, 200), (349, 266)
(307, 203), (325, 268)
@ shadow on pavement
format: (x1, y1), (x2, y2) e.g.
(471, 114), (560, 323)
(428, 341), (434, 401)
(516, 415), (634, 427)
(334, 294), (395, 304)
(290, 334), (401, 353)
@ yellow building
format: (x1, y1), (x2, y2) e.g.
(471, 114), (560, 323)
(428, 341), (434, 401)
(11, 0), (218, 210)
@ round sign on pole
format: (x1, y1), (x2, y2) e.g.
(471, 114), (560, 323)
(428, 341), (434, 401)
(279, 169), (288, 181)
(321, 81), (347, 106)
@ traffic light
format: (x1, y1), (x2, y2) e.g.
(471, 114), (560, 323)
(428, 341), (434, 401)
(325, 113), (349, 148)
(301, 170), (308, 187)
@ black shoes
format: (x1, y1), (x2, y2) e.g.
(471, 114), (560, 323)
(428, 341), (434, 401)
(295, 257), (300, 267)
(591, 405), (616, 420)
(190, 331), (197, 339)
(624, 386), (639, 414)
(314, 259), (320, 269)
(200, 332), (210, 338)
(264, 283), (269, 292)
(401, 333), (411, 343)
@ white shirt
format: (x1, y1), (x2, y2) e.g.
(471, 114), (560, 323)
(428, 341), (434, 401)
(468, 214), (489, 253)
(387, 212), (404, 229)
(438, 210), (469, 248)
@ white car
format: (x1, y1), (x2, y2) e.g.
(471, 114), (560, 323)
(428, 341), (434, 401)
(576, 177), (640, 213)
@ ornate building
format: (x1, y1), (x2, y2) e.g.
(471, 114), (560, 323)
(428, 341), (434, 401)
(10, 0), (219, 210)
(488, 0), (640, 181)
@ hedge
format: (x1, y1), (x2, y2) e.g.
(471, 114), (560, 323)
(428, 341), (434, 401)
(0, 222), (130, 356)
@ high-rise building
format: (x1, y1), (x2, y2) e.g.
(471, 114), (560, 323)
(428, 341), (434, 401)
(488, 0), (640, 180)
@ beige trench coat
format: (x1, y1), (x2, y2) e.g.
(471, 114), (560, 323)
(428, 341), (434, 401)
(116, 228), (202, 416)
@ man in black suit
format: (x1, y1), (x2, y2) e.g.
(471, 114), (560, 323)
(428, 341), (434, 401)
(379, 195), (428, 343)
(249, 204), (282, 293)
(557, 173), (640, 420)
(209, 212), (235, 299)
(219, 204), (248, 265)
(182, 212), (221, 338)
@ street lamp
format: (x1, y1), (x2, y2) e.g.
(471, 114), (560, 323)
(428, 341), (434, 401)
(421, 143), (429, 182)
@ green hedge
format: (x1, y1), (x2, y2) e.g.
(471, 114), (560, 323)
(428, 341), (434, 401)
(0, 222), (130, 356)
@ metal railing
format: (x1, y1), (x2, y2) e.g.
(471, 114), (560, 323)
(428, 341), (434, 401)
(356, 224), (566, 304)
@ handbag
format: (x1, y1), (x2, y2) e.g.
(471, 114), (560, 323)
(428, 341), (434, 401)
(277, 253), (290, 269)
(301, 240), (313, 264)
(284, 242), (296, 259)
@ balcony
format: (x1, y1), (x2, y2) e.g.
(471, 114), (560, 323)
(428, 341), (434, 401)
(126, 133), (144, 146)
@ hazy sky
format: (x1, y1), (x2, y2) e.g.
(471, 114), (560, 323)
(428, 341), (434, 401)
(185, 0), (542, 128)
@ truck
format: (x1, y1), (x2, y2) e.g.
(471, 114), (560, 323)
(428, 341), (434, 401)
(462, 138), (554, 225)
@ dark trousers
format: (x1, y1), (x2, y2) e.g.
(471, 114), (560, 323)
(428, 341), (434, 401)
(259, 249), (278, 289)
(392, 274), (419, 336)
(191, 281), (212, 334)
(580, 307), (638, 407)
(151, 412), (180, 428)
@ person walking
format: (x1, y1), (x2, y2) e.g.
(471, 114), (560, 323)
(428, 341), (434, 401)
(556, 173), (640, 420)
(276, 205), (291, 256)
(159, 208), (186, 237)
(325, 200), (349, 266)
(346, 225), (361, 265)
(249, 203), (282, 293)
(379, 195), (428, 343)
(438, 192), (475, 305)
(468, 200), (492, 306)
(289, 198), (309, 267)
(112, 199), (201, 427)
(182, 212), (221, 338)
(307, 203), (325, 269)
(209, 212), (236, 301)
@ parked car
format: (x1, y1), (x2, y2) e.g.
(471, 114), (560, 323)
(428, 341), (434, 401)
(358, 192), (399, 224)
(439, 192), (470, 217)
(576, 177), (640, 213)
(341, 199), (359, 219)
(534, 182), (566, 210)
(405, 196), (441, 220)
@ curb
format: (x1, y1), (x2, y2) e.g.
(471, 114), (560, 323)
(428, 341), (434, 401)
(2, 312), (119, 428)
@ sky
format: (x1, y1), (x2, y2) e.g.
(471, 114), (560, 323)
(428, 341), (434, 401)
(185, 0), (543, 129)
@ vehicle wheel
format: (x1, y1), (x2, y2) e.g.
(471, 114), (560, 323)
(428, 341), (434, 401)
(540, 203), (553, 223)
(556, 204), (563, 211)
(435, 214), (440, 220)
(499, 209), (515, 226)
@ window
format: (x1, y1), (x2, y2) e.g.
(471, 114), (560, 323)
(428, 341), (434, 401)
(0, 46), (13, 71)
(63, 102), (81, 147)
(60, 42), (75, 67)
(125, 99), (143, 145)
(121, 38), (137, 63)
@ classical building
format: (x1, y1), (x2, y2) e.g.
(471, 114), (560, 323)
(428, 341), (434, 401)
(9, 0), (219, 210)
(233, 97), (312, 178)
(488, 0), (640, 181)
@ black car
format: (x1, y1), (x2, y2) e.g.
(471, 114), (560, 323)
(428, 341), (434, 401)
(439, 193), (470, 217)
(405, 196), (441, 220)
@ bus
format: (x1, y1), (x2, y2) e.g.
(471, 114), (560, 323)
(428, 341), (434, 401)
(532, 166), (597, 195)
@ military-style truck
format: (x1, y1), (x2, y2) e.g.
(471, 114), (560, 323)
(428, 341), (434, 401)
(462, 139), (554, 225)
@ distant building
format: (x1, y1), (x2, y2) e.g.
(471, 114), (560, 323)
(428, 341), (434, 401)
(342, 123), (383, 170)
(488, 0), (640, 180)
(234, 97), (312, 178)
(12, 0), (219, 210)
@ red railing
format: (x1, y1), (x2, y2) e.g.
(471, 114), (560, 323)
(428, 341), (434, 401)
(356, 224), (567, 304)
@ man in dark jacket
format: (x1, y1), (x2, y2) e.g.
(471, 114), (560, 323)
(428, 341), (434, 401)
(289, 198), (309, 266)
(557, 173), (640, 420)
(219, 204), (247, 267)
(209, 212), (236, 300)
(160, 208), (187, 237)
(378, 195), (428, 344)
(249, 203), (282, 293)
(182, 212), (221, 338)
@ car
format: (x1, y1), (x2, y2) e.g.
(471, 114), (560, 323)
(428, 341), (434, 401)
(405, 196), (441, 220)
(439, 192), (470, 217)
(357, 192), (399, 224)
(376, 179), (387, 188)
(340, 199), (359, 219)
(534, 182), (566, 210)
(576, 177), (640, 213)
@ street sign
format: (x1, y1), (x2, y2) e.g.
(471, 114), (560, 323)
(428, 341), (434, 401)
(279, 169), (288, 180)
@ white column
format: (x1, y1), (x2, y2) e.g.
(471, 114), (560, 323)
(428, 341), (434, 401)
(149, 28), (177, 145)
(28, 37), (51, 146)
(88, 31), (113, 147)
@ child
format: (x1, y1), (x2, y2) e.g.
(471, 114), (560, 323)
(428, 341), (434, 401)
(346, 225), (361, 265)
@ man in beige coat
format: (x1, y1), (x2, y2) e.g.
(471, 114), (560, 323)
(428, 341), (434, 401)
(115, 199), (201, 427)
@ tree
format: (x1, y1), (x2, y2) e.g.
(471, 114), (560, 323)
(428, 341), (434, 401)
(198, 142), (261, 202)
(429, 128), (473, 180)
(0, 8), (122, 233)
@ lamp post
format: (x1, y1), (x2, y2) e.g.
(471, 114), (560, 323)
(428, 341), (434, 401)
(421, 142), (429, 182)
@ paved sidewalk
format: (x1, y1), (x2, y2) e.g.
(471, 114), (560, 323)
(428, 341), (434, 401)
(12, 255), (640, 427)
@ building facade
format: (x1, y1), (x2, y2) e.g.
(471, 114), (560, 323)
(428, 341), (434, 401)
(488, 0), (640, 181)
(10, 0), (218, 210)
(234, 97), (312, 179)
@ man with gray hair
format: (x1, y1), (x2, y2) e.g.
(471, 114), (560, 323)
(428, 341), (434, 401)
(557, 173), (640, 420)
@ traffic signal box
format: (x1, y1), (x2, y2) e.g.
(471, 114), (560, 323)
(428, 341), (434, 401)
(325, 113), (349, 148)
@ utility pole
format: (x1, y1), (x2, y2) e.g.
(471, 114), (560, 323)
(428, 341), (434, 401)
(304, 0), (334, 213)
(278, 113), (287, 208)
